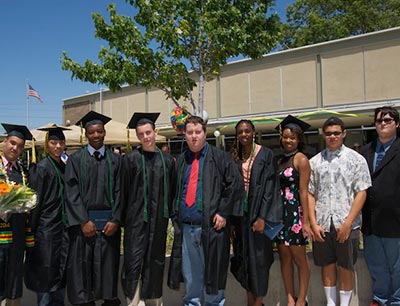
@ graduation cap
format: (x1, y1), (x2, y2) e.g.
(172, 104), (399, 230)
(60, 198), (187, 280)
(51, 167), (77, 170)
(275, 115), (310, 134)
(2, 123), (33, 141)
(127, 112), (160, 129)
(75, 111), (111, 129)
(37, 124), (71, 141)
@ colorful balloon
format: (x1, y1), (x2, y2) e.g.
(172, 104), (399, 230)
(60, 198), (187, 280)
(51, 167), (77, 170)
(170, 107), (189, 134)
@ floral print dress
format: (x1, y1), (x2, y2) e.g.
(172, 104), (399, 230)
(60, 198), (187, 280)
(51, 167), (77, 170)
(276, 154), (307, 246)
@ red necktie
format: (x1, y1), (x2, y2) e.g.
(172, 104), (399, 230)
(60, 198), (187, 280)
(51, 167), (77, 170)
(186, 152), (199, 207)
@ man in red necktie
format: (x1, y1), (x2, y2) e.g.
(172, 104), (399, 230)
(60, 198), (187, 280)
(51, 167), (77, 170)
(168, 116), (242, 306)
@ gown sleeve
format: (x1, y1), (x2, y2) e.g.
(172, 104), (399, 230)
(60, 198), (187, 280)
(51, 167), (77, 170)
(64, 151), (88, 227)
(258, 148), (283, 223)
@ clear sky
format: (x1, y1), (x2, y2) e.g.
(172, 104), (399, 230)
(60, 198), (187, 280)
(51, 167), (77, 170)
(0, 0), (294, 131)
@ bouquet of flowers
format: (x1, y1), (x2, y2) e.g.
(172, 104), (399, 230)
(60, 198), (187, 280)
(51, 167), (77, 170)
(0, 169), (37, 219)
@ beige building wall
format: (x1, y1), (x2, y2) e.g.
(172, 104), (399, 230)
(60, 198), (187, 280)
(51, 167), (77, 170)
(220, 69), (250, 116)
(281, 56), (317, 110)
(148, 88), (171, 125)
(63, 27), (400, 133)
(321, 48), (365, 106)
(249, 63), (282, 113)
(63, 99), (92, 125)
(364, 41), (400, 101)
(102, 87), (147, 122)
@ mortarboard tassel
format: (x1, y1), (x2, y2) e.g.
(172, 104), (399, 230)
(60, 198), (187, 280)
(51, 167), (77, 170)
(31, 138), (37, 164)
(126, 129), (131, 153)
(43, 132), (49, 156)
(80, 122), (83, 146)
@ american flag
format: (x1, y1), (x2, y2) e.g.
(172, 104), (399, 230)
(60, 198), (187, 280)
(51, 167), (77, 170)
(28, 84), (43, 103)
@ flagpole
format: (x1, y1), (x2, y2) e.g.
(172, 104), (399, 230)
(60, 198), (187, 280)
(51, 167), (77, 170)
(26, 80), (29, 128)
(26, 80), (30, 169)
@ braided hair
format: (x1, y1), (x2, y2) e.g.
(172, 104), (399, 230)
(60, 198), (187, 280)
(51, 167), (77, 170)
(231, 119), (256, 163)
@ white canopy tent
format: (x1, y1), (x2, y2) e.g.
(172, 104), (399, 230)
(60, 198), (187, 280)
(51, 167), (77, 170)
(29, 121), (166, 148)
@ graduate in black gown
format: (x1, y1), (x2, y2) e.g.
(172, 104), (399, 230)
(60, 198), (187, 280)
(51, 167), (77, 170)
(25, 125), (70, 306)
(0, 124), (34, 305)
(121, 113), (176, 306)
(230, 119), (283, 306)
(167, 116), (242, 306)
(64, 111), (122, 306)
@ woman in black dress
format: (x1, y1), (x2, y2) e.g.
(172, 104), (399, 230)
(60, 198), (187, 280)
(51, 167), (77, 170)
(276, 115), (313, 306)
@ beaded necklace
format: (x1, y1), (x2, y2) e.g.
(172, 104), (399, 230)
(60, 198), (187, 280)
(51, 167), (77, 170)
(284, 149), (298, 158)
(242, 143), (256, 213)
(0, 155), (27, 186)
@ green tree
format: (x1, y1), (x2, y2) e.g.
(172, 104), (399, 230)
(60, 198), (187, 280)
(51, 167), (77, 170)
(281, 0), (400, 49)
(61, 0), (281, 117)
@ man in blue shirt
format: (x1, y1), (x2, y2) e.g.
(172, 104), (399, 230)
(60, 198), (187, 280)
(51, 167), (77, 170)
(361, 106), (400, 306)
(168, 116), (242, 306)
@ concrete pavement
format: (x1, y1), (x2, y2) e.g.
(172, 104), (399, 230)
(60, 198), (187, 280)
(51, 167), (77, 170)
(22, 252), (372, 306)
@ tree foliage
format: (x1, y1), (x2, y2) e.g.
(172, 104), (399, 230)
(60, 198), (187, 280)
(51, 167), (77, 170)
(281, 0), (400, 49)
(61, 0), (281, 116)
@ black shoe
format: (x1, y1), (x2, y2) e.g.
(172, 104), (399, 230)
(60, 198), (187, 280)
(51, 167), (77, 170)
(102, 298), (121, 306)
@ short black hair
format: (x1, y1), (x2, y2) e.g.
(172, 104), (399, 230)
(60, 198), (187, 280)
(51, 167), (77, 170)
(374, 106), (399, 124)
(322, 116), (345, 131)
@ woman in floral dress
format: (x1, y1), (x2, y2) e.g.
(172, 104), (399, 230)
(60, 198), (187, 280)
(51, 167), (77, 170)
(276, 115), (313, 306)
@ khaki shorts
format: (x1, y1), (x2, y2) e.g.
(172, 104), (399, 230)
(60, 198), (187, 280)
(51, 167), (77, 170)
(312, 228), (359, 271)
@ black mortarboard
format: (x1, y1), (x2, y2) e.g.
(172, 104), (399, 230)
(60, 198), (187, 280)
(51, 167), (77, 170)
(37, 124), (70, 141)
(2, 123), (33, 141)
(75, 111), (111, 129)
(275, 115), (311, 133)
(127, 112), (160, 129)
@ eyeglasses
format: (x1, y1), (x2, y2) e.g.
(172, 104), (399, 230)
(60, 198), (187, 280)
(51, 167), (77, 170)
(375, 118), (394, 124)
(324, 131), (342, 136)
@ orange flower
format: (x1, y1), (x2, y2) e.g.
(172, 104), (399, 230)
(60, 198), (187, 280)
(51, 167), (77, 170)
(0, 183), (11, 196)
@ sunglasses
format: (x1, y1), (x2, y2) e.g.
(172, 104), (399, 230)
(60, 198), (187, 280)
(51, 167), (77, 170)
(375, 118), (394, 124)
(324, 131), (342, 136)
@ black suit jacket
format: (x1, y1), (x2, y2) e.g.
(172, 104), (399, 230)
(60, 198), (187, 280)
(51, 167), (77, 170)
(361, 138), (400, 237)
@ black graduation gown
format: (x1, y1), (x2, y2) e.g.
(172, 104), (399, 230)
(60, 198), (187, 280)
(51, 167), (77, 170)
(0, 160), (29, 300)
(121, 149), (175, 299)
(361, 138), (400, 237)
(168, 144), (243, 295)
(230, 146), (283, 297)
(64, 147), (122, 304)
(24, 157), (68, 292)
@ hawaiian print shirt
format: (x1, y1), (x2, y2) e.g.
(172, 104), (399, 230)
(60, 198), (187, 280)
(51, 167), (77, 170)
(309, 145), (371, 232)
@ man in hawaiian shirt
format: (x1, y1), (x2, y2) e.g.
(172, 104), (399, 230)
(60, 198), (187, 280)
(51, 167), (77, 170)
(308, 117), (371, 306)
